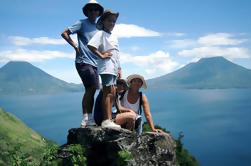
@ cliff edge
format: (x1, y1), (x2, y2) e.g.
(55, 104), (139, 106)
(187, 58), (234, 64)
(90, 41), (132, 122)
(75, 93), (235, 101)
(57, 127), (177, 166)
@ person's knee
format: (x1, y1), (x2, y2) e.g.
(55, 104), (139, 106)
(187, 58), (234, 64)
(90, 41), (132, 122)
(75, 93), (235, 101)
(103, 86), (115, 97)
(85, 86), (96, 96)
(128, 112), (136, 121)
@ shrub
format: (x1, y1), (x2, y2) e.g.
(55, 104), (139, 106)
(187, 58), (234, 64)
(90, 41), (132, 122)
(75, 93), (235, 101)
(176, 132), (200, 166)
(115, 150), (132, 166)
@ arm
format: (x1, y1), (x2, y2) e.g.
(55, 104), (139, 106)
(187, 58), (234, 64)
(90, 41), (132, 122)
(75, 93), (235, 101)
(117, 54), (121, 78)
(116, 97), (134, 113)
(142, 95), (163, 133)
(87, 45), (112, 59)
(61, 29), (80, 56)
(117, 67), (122, 79)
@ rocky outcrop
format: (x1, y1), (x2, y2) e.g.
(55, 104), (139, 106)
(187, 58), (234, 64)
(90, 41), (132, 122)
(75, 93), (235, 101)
(58, 127), (177, 166)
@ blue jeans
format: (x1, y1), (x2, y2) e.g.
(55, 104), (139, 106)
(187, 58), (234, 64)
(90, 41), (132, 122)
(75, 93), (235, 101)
(135, 115), (143, 135)
(100, 74), (116, 86)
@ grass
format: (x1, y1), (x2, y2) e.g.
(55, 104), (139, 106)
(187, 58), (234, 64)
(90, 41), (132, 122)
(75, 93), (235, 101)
(0, 107), (57, 165)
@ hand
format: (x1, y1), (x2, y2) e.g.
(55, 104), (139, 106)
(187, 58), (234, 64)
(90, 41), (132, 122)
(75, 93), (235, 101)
(117, 69), (122, 79)
(102, 50), (113, 59)
(152, 128), (164, 133)
(122, 109), (134, 113)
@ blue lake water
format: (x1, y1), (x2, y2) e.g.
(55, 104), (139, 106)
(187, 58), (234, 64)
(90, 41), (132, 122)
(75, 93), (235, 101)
(0, 89), (251, 166)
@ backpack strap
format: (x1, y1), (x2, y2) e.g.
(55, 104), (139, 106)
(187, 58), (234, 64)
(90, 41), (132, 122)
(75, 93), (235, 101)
(139, 92), (143, 115)
(119, 90), (143, 115)
(119, 90), (127, 100)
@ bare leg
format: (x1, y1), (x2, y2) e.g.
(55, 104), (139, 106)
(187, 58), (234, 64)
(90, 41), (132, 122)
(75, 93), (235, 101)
(82, 85), (96, 114)
(102, 85), (115, 120)
(115, 112), (136, 130)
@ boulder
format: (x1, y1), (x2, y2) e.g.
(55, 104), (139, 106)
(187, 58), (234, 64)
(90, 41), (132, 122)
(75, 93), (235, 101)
(58, 127), (177, 166)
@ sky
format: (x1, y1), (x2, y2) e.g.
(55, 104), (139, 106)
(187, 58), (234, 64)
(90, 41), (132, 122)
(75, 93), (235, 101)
(0, 0), (251, 84)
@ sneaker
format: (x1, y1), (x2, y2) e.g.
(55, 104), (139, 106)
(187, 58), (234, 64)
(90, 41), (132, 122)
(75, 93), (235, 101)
(81, 118), (88, 128)
(86, 118), (97, 126)
(101, 119), (121, 129)
(80, 118), (97, 128)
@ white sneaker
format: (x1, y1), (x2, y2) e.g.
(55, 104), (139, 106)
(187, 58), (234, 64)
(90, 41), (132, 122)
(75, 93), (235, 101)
(81, 118), (97, 128)
(101, 119), (121, 129)
(86, 118), (97, 126)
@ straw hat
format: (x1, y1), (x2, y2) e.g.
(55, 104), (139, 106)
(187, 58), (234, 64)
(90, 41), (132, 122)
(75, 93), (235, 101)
(127, 74), (147, 89)
(96, 9), (119, 30)
(82, 0), (104, 17)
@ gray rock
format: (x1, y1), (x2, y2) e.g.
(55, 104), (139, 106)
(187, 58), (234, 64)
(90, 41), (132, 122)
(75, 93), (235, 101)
(59, 127), (177, 166)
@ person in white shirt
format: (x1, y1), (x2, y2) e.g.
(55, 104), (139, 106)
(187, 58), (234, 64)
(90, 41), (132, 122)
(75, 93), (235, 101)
(88, 9), (121, 128)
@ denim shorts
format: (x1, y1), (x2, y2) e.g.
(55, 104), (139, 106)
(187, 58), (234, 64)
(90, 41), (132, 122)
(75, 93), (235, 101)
(100, 74), (117, 86)
(75, 62), (99, 89)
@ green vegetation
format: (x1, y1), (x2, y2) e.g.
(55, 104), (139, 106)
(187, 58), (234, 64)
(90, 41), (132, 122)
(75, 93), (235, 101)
(68, 144), (87, 166)
(0, 107), (57, 165)
(115, 150), (132, 166)
(0, 106), (199, 166)
(40, 144), (87, 166)
(142, 121), (170, 133)
(142, 122), (200, 166)
(176, 132), (199, 166)
(40, 144), (61, 166)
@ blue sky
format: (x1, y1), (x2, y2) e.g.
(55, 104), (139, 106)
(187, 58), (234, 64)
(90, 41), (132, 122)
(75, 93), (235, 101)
(0, 0), (251, 83)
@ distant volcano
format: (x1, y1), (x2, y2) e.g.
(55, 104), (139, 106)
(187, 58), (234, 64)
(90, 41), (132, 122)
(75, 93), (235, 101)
(147, 57), (251, 89)
(0, 61), (82, 95)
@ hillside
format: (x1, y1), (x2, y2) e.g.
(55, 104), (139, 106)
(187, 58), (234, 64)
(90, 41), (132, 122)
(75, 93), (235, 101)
(0, 107), (56, 165)
(147, 56), (251, 89)
(0, 61), (82, 95)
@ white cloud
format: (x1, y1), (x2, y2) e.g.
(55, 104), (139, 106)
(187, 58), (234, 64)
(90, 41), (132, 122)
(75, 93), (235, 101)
(168, 39), (197, 49)
(120, 50), (178, 78)
(8, 35), (78, 46)
(113, 24), (161, 38)
(198, 33), (248, 46)
(130, 46), (141, 51)
(178, 46), (250, 60)
(167, 33), (186, 37)
(0, 49), (74, 62)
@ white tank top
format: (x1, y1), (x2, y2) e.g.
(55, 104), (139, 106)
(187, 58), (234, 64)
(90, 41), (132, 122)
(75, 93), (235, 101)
(121, 91), (140, 114)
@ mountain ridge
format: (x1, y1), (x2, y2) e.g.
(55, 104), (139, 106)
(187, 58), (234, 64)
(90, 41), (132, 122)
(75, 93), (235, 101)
(0, 61), (82, 95)
(147, 56), (251, 89)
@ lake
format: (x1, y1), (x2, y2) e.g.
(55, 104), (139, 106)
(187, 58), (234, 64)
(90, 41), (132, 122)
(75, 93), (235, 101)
(0, 89), (251, 166)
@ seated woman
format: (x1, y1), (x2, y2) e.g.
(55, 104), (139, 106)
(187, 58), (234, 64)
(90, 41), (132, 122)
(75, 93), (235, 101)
(115, 74), (163, 134)
(113, 79), (137, 131)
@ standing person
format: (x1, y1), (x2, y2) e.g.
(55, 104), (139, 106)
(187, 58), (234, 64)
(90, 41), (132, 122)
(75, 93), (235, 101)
(87, 10), (121, 128)
(115, 74), (163, 134)
(61, 0), (104, 127)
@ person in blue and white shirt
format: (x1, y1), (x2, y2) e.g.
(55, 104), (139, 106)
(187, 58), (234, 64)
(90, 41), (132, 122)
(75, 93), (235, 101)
(61, 0), (103, 127)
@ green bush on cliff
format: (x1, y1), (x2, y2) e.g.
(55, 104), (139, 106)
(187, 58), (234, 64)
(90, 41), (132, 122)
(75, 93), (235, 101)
(68, 144), (87, 166)
(142, 121), (170, 133)
(176, 132), (199, 166)
(115, 150), (132, 166)
(40, 144), (87, 166)
(40, 144), (60, 166)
